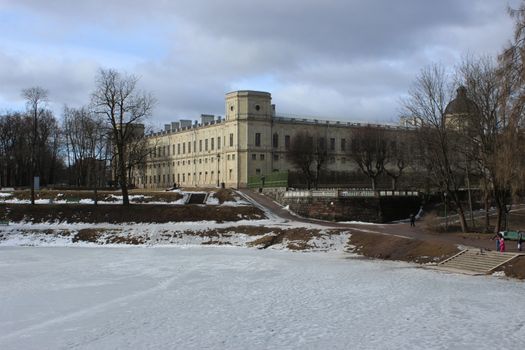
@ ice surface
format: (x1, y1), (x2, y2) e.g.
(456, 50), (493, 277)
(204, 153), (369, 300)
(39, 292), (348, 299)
(0, 246), (523, 350)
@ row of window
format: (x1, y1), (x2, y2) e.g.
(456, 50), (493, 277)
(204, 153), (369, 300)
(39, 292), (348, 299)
(150, 133), (236, 158)
(148, 154), (237, 169)
(134, 168), (236, 186)
(255, 133), (348, 152)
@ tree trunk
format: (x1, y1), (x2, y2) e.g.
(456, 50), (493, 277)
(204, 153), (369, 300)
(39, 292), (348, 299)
(457, 205), (469, 233)
(118, 145), (130, 206)
(484, 192), (490, 233)
(495, 206), (503, 234)
(451, 191), (469, 233)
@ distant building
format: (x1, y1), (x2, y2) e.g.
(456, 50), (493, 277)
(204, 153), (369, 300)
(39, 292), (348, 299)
(132, 91), (411, 189)
(444, 86), (479, 130)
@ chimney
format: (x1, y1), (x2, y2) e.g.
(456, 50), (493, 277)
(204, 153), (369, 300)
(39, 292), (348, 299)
(201, 114), (215, 124)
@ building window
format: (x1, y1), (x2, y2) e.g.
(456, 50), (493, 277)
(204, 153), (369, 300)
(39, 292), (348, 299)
(188, 141), (191, 153)
(227, 154), (230, 160)
(273, 133), (278, 148)
(167, 146), (170, 156)
(273, 154), (279, 161)
(318, 137), (326, 150)
(199, 140), (202, 152)
(260, 154), (265, 160)
(177, 144), (181, 155)
(172, 145), (175, 154)
(230, 133), (234, 147)
(285, 135), (290, 150)
(199, 158), (202, 164)
(211, 138), (214, 150)
(232, 154), (235, 160)
(256, 168), (261, 175)
(205, 139), (208, 151)
(218, 137), (221, 149)
(255, 133), (261, 147)
(252, 154), (256, 160)
(341, 138), (346, 151)
(193, 141), (196, 152)
(330, 138), (335, 151)
(229, 169), (232, 179)
(183, 143), (186, 154)
(255, 104), (261, 111)
(342, 157), (346, 164)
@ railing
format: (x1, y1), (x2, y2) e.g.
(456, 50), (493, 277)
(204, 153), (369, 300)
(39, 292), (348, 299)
(283, 189), (419, 199)
(273, 114), (415, 130)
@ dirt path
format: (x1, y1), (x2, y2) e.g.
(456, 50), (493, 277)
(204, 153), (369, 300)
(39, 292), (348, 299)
(237, 189), (524, 253)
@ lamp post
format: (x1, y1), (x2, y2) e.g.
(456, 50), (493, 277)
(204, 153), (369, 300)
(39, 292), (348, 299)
(216, 153), (220, 187)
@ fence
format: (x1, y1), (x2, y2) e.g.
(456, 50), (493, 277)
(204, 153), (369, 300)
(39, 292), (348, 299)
(248, 171), (288, 188)
(283, 188), (419, 199)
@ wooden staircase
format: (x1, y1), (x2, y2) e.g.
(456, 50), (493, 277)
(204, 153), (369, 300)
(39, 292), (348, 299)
(435, 249), (521, 275)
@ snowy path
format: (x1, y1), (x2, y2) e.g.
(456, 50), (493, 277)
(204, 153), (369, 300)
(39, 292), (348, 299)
(0, 246), (523, 350)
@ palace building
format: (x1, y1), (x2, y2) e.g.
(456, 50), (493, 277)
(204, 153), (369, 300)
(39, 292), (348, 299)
(131, 90), (407, 189)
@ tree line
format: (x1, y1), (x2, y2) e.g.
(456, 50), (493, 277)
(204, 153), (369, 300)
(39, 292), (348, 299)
(0, 69), (154, 205)
(287, 5), (525, 233)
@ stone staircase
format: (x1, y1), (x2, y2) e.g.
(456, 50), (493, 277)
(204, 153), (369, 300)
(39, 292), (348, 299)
(436, 249), (521, 275)
(186, 193), (207, 204)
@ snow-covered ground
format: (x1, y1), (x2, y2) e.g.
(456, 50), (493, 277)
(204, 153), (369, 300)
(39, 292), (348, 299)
(0, 246), (523, 350)
(0, 220), (350, 251)
(0, 190), (250, 206)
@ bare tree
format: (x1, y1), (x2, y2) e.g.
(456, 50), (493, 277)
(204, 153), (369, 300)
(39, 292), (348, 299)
(402, 64), (470, 232)
(458, 55), (518, 232)
(288, 131), (316, 189)
(349, 126), (388, 190)
(384, 132), (414, 190)
(497, 4), (525, 231)
(91, 68), (155, 205)
(22, 86), (48, 205)
(63, 106), (110, 204)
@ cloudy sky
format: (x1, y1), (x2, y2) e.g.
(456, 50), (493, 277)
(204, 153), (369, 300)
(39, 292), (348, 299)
(0, 0), (520, 128)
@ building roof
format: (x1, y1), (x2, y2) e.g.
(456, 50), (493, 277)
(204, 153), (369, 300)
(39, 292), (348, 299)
(444, 86), (478, 116)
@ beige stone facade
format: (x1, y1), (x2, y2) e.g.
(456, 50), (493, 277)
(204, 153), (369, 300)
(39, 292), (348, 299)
(132, 90), (406, 189)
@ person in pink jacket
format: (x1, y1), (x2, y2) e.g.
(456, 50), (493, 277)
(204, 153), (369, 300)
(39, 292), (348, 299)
(499, 236), (505, 252)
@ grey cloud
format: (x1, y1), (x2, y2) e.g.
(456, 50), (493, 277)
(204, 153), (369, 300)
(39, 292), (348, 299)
(0, 0), (518, 125)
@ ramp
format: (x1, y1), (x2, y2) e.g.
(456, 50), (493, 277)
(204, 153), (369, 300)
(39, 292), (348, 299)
(435, 249), (521, 275)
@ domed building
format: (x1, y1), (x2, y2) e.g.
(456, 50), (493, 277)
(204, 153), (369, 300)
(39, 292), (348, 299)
(444, 86), (479, 130)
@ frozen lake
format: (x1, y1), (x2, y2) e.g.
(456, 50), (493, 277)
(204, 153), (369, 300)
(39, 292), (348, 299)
(0, 246), (523, 349)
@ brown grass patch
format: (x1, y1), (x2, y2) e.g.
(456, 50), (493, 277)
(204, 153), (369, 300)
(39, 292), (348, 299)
(497, 256), (525, 279)
(349, 231), (459, 264)
(212, 189), (236, 204)
(72, 229), (103, 243)
(247, 227), (329, 250)
(0, 203), (265, 223)
(105, 235), (145, 245)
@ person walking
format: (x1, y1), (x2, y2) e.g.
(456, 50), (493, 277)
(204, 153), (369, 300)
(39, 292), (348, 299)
(499, 234), (506, 253)
(410, 213), (415, 227)
(518, 232), (523, 252)
(492, 233), (501, 252)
